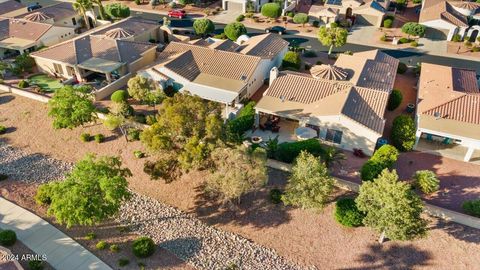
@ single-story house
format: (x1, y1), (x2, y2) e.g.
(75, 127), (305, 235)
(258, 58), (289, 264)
(15, 2), (83, 29)
(0, 0), (26, 17)
(0, 17), (75, 59)
(140, 33), (288, 111)
(308, 5), (339, 24)
(30, 17), (160, 97)
(323, 0), (389, 26)
(414, 62), (480, 162)
(222, 0), (269, 13)
(419, 0), (468, 40)
(254, 49), (398, 155)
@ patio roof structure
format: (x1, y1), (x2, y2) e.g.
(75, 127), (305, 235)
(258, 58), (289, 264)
(78, 58), (124, 74)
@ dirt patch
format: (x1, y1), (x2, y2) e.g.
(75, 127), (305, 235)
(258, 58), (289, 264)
(1, 94), (480, 269)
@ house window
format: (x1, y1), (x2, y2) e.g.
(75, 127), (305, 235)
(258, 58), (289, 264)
(239, 87), (248, 99)
(66, 66), (75, 76)
(53, 63), (63, 74)
(72, 18), (77, 25)
(325, 129), (342, 144)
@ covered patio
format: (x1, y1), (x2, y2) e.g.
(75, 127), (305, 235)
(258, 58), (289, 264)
(77, 57), (126, 88)
(247, 113), (313, 143)
(0, 37), (36, 59)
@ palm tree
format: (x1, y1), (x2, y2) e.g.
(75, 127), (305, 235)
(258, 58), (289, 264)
(322, 146), (346, 168)
(73, 0), (93, 30)
(91, 0), (106, 20)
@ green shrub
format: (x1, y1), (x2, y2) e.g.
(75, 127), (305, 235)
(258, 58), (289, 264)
(224, 22), (247, 41)
(146, 115), (157, 125)
(132, 237), (155, 258)
(0, 125), (6, 134)
(397, 62), (408, 74)
(245, 12), (254, 18)
(334, 197), (365, 227)
(270, 188), (283, 204)
(111, 90), (128, 103)
(465, 41), (473, 47)
(410, 41), (419, 47)
(412, 0), (421, 4)
(293, 13), (309, 26)
(127, 128), (141, 141)
(387, 89), (403, 111)
(118, 258), (130, 267)
(399, 37), (410, 44)
(312, 20), (320, 27)
(213, 32), (227, 39)
(236, 14), (245, 22)
(360, 144), (399, 181)
(85, 232), (96, 240)
(134, 0), (141, 4)
(96, 240), (107, 250)
(472, 46), (480, 52)
(286, 11), (294, 17)
(0, 174), (7, 181)
(225, 101), (255, 142)
(28, 260), (44, 270)
(261, 3), (281, 18)
(282, 51), (301, 70)
(303, 50), (317, 58)
(413, 170), (439, 194)
(134, 150), (145, 159)
(34, 184), (52, 205)
(452, 34), (462, 42)
(94, 134), (105, 143)
(110, 244), (120, 253)
(80, 133), (91, 142)
(0, 230), (17, 246)
(383, 19), (393, 28)
(380, 34), (387, 42)
(18, 80), (29, 88)
(463, 200), (480, 217)
(391, 115), (416, 151)
(275, 139), (324, 163)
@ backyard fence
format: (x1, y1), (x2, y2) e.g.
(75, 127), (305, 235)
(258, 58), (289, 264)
(0, 84), (50, 103)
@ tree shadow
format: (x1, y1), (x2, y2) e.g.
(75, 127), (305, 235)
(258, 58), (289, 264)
(432, 218), (480, 244)
(159, 237), (203, 262)
(191, 168), (292, 228)
(2, 127), (17, 134)
(0, 93), (15, 105)
(340, 243), (433, 270)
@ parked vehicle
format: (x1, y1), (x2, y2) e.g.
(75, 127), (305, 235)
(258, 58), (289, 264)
(168, 9), (186, 19)
(27, 2), (42, 12)
(265, 26), (286, 35)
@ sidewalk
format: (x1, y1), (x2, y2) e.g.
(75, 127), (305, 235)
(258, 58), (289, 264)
(0, 198), (112, 270)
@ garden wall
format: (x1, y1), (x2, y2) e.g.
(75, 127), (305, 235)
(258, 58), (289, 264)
(266, 159), (480, 230)
(0, 84), (50, 103)
(94, 73), (133, 101)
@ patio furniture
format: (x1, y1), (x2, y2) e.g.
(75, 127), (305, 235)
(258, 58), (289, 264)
(295, 126), (317, 140)
(406, 103), (415, 113)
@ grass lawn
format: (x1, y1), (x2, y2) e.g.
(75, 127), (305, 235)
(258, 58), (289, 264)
(28, 74), (63, 92)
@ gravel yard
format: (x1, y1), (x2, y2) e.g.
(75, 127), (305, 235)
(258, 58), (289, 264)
(1, 93), (480, 270)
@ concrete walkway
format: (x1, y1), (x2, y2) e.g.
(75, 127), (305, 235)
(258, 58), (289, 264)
(0, 198), (112, 270)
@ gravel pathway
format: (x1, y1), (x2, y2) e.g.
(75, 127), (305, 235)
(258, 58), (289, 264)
(0, 141), (309, 270)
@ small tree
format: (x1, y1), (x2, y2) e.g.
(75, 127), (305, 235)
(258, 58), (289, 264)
(204, 146), (267, 204)
(127, 76), (163, 104)
(356, 169), (428, 243)
(387, 89), (403, 111)
(48, 85), (97, 129)
(282, 51), (301, 70)
(261, 3), (282, 19)
(282, 151), (335, 209)
(36, 154), (132, 228)
(360, 144), (399, 181)
(318, 25), (348, 55)
(11, 53), (35, 76)
(401, 22), (426, 38)
(413, 170), (439, 194)
(224, 22), (247, 41)
(193, 18), (215, 37)
(334, 197), (365, 227)
(293, 13), (309, 27)
(105, 3), (130, 18)
(391, 115), (416, 152)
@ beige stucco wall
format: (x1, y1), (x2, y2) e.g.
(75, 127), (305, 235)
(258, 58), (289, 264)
(54, 15), (82, 29)
(133, 27), (161, 43)
(128, 48), (157, 73)
(40, 26), (76, 47)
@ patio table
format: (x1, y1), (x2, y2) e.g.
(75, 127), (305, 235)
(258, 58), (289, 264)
(295, 127), (317, 140)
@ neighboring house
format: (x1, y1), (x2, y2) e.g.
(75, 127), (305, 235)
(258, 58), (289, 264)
(222, 0), (269, 13)
(15, 2), (83, 29)
(308, 5), (339, 24)
(0, 17), (75, 59)
(30, 17), (159, 97)
(140, 33), (288, 110)
(255, 49), (399, 155)
(414, 62), (480, 162)
(419, 0), (469, 40)
(323, 0), (390, 27)
(0, 0), (26, 18)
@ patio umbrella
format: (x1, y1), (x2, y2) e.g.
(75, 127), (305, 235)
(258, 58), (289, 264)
(295, 127), (317, 140)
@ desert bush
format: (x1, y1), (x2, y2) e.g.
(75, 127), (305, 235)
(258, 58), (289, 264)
(413, 170), (439, 194)
(261, 3), (281, 18)
(380, 34), (387, 41)
(132, 237), (155, 258)
(360, 144), (399, 181)
(282, 51), (301, 70)
(224, 22), (247, 41)
(110, 244), (120, 253)
(397, 62), (408, 74)
(118, 258), (130, 267)
(96, 240), (107, 250)
(94, 134), (105, 143)
(127, 128), (141, 141)
(80, 133), (92, 142)
(463, 200), (480, 217)
(387, 89), (403, 111)
(275, 139), (324, 163)
(334, 197), (365, 227)
(0, 230), (16, 246)
(85, 232), (96, 240)
(383, 19), (393, 28)
(399, 37), (410, 44)
(34, 184), (53, 205)
(452, 34), (462, 42)
(0, 125), (6, 134)
(236, 14), (245, 22)
(391, 115), (416, 151)
(410, 41), (419, 47)
(111, 90), (128, 103)
(18, 80), (29, 88)
(134, 150), (145, 159)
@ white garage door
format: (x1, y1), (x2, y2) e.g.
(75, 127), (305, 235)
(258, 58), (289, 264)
(226, 1), (244, 12)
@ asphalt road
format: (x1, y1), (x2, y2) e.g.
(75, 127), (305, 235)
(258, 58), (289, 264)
(130, 10), (480, 72)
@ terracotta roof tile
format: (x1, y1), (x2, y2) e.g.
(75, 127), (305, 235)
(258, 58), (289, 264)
(0, 17), (52, 41)
(238, 33), (289, 59)
(420, 0), (468, 27)
(0, 0), (25, 16)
